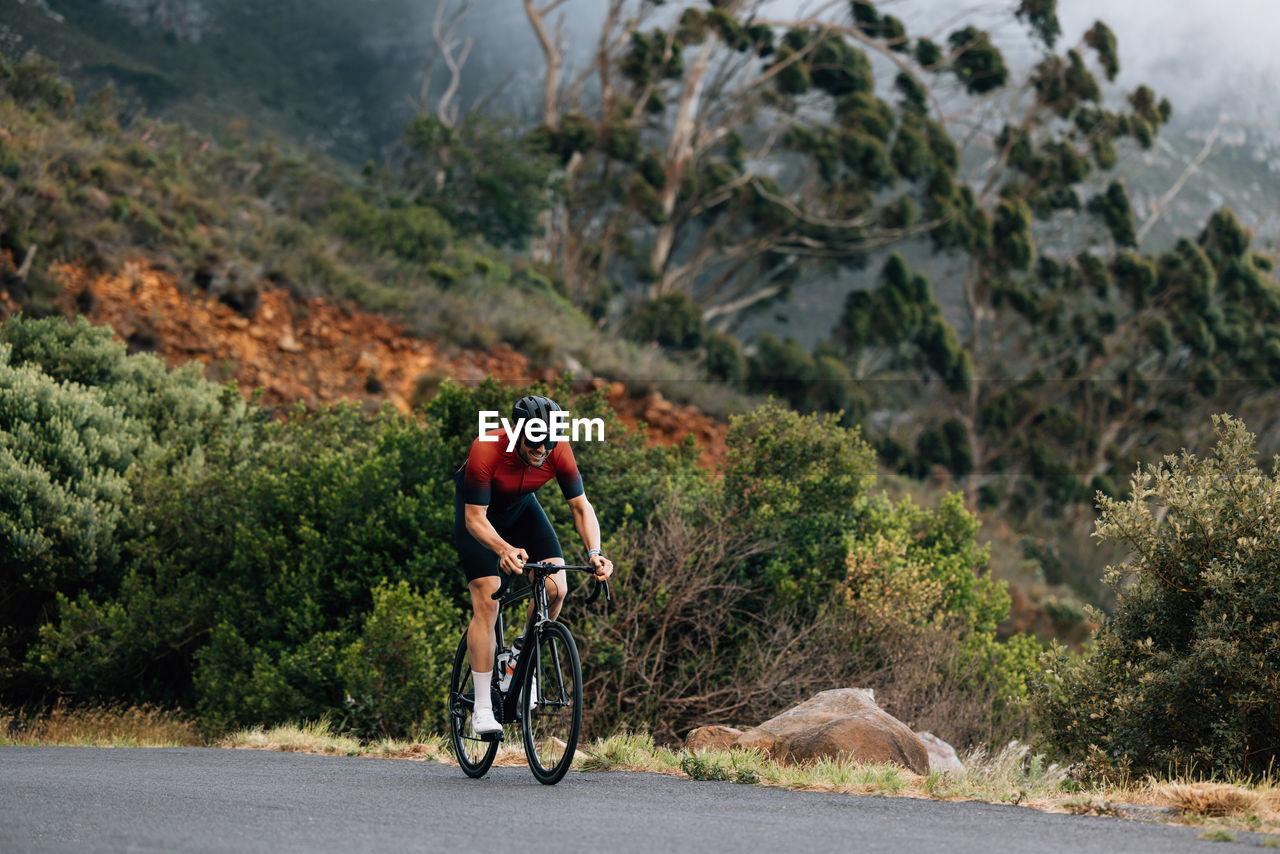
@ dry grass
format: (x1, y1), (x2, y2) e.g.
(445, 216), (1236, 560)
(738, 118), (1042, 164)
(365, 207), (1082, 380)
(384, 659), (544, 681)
(222, 720), (450, 762)
(0, 702), (203, 747)
(1154, 781), (1279, 819)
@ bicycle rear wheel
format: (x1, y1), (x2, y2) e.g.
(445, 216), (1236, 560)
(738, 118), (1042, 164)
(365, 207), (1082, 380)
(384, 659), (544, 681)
(447, 632), (499, 778)
(519, 620), (582, 785)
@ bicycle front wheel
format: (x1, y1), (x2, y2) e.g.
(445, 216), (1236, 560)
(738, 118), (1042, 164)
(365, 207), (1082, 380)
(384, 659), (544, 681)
(447, 632), (499, 778)
(520, 620), (583, 785)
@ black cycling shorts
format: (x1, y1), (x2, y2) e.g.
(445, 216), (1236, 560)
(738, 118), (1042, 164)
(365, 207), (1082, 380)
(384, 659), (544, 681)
(454, 490), (563, 583)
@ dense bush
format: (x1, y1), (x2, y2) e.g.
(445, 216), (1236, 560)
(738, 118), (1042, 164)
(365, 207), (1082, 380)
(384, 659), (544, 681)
(1033, 415), (1280, 778)
(704, 330), (746, 386)
(0, 341), (143, 692)
(4, 314), (1035, 747)
(746, 334), (863, 422)
(575, 403), (1037, 748)
(338, 580), (461, 738)
(625, 293), (706, 350)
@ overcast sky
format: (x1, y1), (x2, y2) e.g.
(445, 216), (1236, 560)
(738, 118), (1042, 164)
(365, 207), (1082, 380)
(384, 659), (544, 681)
(487, 0), (1280, 124)
(1016, 0), (1278, 118)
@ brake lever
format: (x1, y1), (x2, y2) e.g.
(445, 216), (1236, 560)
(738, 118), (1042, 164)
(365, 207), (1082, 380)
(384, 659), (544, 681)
(584, 578), (612, 605)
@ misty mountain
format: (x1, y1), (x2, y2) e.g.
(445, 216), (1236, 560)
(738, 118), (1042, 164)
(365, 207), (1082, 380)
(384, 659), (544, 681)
(3, 0), (1276, 349)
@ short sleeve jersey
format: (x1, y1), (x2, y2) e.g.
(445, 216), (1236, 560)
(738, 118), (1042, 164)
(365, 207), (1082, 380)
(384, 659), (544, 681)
(457, 429), (584, 510)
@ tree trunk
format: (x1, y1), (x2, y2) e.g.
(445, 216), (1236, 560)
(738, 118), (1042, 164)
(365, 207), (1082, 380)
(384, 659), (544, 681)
(649, 39), (714, 297)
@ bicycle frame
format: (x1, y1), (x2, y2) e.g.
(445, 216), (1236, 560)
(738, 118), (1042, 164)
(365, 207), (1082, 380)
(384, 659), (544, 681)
(488, 562), (606, 726)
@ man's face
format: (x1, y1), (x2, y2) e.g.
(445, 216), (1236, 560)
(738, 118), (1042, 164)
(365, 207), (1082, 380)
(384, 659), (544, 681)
(519, 437), (550, 466)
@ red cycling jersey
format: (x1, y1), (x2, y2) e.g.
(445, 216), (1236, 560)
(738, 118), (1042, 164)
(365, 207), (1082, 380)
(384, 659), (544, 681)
(456, 428), (584, 510)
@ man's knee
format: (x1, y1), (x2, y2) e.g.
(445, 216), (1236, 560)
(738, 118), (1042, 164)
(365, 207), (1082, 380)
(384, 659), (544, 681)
(545, 572), (568, 605)
(469, 576), (502, 618)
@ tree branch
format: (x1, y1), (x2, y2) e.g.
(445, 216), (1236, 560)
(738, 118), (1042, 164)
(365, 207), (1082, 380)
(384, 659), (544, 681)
(1135, 115), (1224, 245)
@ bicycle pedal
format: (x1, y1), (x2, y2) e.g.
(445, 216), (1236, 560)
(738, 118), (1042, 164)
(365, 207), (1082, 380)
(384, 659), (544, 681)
(480, 729), (504, 743)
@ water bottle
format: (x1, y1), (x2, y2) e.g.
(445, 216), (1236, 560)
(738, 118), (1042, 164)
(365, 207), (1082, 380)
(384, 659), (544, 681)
(496, 647), (516, 692)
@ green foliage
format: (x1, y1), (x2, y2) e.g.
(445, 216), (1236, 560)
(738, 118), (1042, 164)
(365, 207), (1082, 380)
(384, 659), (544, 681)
(1034, 416), (1280, 778)
(338, 580), (461, 738)
(704, 331), (746, 386)
(329, 191), (453, 265)
(0, 342), (142, 686)
(747, 334), (862, 419)
(992, 197), (1035, 270)
(400, 114), (555, 248)
(625, 293), (706, 350)
(726, 403), (876, 602)
(947, 28), (1009, 94)
(844, 491), (1040, 710)
(6, 54), (74, 112)
(1083, 21), (1120, 81)
(1087, 181), (1136, 247)
(1016, 0), (1062, 48)
(0, 314), (256, 699)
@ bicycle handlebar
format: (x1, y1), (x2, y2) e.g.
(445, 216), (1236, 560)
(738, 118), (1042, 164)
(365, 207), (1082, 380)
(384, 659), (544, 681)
(490, 561), (613, 604)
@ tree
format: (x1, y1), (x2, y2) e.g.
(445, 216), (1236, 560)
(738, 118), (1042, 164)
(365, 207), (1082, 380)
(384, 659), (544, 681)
(1034, 415), (1280, 779)
(821, 5), (1280, 516)
(362, 0), (557, 249)
(522, 0), (1001, 320)
(838, 206), (1280, 516)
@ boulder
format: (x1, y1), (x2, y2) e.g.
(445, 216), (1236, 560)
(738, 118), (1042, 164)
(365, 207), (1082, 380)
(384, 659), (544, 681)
(684, 725), (744, 753)
(917, 731), (964, 775)
(684, 688), (930, 774)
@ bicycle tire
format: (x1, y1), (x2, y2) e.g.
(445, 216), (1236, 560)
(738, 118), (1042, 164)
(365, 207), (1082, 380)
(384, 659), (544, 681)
(519, 620), (582, 785)
(447, 632), (499, 778)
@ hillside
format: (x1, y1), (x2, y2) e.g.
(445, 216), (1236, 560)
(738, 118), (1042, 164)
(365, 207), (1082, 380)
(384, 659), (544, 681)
(41, 257), (730, 466)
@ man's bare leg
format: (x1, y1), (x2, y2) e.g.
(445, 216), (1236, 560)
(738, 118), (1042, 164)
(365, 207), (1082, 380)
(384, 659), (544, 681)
(468, 575), (503, 670)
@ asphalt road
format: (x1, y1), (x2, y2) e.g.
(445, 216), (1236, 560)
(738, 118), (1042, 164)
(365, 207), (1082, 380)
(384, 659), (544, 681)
(0, 746), (1271, 853)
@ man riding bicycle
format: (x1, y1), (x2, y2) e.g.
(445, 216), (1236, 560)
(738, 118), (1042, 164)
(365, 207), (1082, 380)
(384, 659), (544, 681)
(455, 394), (613, 735)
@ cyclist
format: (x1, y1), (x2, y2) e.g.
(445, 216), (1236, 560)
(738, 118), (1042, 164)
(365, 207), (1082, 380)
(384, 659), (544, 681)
(455, 394), (613, 735)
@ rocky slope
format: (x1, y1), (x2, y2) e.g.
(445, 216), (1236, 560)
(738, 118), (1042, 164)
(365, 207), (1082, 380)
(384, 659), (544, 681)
(41, 260), (729, 466)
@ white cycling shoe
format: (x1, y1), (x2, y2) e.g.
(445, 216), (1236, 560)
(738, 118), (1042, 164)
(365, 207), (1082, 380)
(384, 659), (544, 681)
(471, 708), (502, 736)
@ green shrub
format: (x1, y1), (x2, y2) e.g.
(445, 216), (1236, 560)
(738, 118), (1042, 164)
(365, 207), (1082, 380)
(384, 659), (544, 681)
(704, 331), (746, 386)
(0, 342), (148, 694)
(1033, 415), (1280, 779)
(338, 580), (461, 738)
(329, 191), (453, 265)
(843, 492), (1040, 734)
(746, 333), (814, 408)
(625, 293), (707, 350)
(725, 403), (876, 603)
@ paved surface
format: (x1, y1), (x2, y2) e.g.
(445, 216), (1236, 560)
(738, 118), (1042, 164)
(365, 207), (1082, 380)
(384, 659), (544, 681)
(0, 746), (1271, 852)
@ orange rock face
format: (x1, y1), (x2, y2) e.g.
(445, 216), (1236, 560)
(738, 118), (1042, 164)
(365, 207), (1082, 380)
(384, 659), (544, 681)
(43, 260), (728, 467)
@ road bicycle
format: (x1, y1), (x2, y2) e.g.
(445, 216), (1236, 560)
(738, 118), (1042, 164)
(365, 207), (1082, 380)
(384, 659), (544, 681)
(447, 561), (610, 785)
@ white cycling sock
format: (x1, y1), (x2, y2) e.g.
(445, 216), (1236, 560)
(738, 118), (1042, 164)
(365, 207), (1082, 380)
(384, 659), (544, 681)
(472, 670), (493, 712)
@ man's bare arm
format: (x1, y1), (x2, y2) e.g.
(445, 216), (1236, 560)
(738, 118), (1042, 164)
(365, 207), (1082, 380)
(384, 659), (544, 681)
(567, 494), (613, 580)
(465, 503), (526, 574)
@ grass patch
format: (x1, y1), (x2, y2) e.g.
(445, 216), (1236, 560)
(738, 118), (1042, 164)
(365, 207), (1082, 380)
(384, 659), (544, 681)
(222, 720), (448, 761)
(1198, 828), (1236, 842)
(0, 702), (203, 747)
(1154, 781), (1279, 820)
(578, 730), (682, 774)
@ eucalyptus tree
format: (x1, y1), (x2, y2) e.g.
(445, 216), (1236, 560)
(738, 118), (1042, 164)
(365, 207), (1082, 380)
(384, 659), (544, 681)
(827, 4), (1280, 514)
(521, 0), (1027, 321)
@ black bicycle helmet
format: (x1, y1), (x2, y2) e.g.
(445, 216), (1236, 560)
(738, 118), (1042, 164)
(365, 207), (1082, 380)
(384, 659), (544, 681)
(511, 395), (562, 448)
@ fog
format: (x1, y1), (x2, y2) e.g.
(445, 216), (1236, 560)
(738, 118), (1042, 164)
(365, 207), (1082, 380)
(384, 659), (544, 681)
(443, 0), (1280, 125)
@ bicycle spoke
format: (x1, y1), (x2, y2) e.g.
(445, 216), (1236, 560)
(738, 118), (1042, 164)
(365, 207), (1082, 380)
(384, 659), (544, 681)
(520, 621), (582, 784)
(448, 633), (498, 777)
